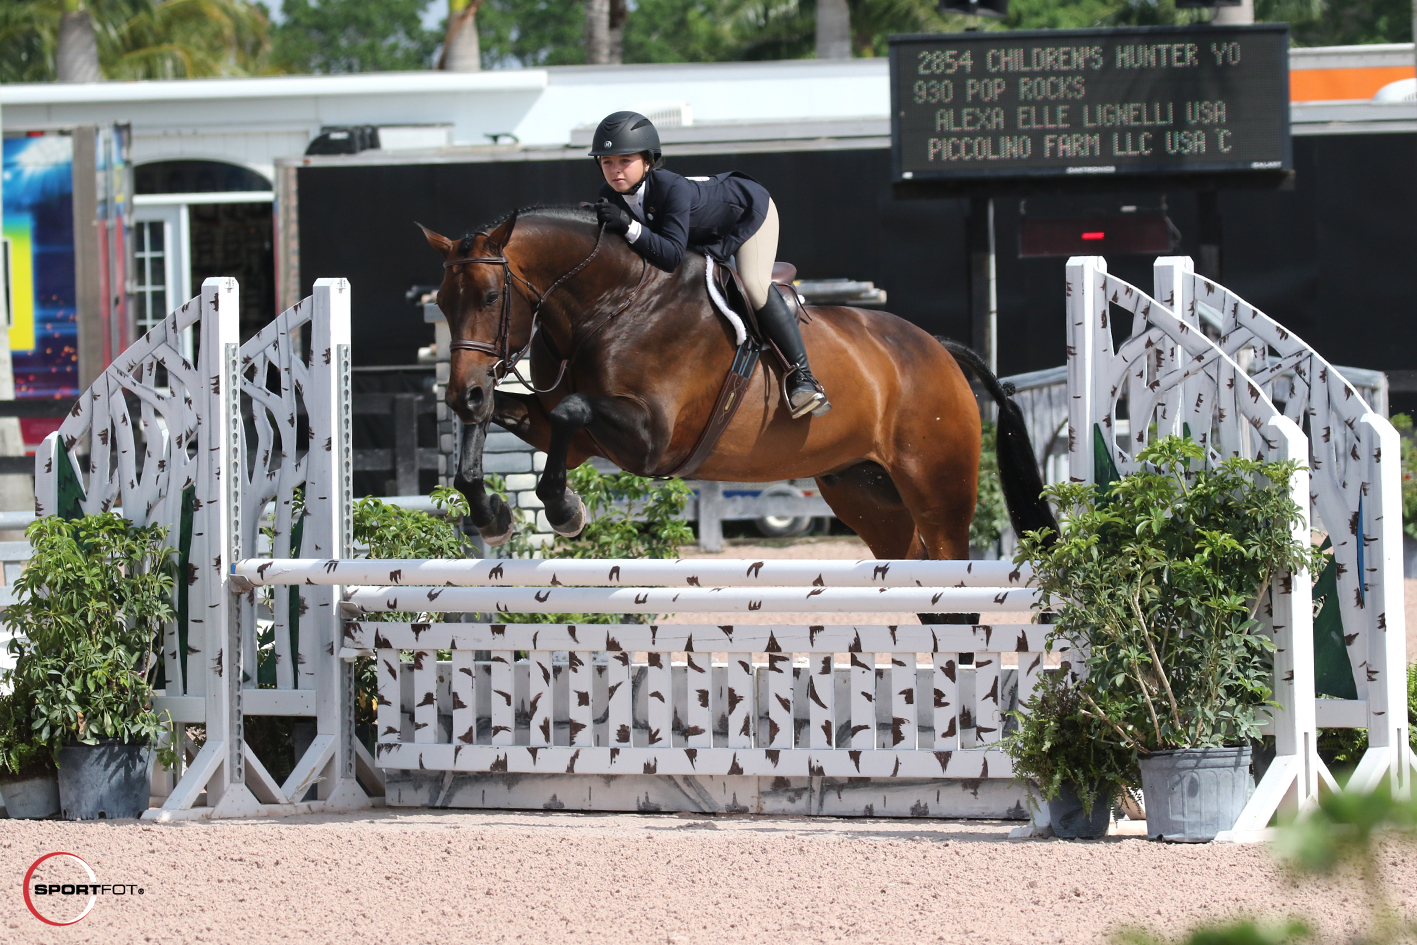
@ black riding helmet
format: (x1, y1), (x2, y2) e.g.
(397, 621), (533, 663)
(588, 111), (662, 168)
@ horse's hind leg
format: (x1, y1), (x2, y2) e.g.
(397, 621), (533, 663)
(536, 394), (593, 537)
(815, 472), (924, 559)
(817, 464), (979, 625)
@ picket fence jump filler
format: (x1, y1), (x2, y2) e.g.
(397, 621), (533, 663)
(236, 557), (1046, 816)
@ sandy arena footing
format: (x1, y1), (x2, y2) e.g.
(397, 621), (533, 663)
(4, 808), (1416, 944)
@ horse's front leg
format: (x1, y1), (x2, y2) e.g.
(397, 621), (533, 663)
(453, 420), (514, 545)
(536, 394), (594, 537)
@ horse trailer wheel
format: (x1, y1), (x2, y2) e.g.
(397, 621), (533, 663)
(755, 484), (812, 538)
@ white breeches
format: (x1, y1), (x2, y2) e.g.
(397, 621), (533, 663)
(733, 198), (779, 311)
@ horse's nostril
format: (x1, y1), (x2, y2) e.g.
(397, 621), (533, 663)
(466, 386), (485, 409)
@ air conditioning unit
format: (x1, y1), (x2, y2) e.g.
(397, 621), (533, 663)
(634, 102), (694, 128)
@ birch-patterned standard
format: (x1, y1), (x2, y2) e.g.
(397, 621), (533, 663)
(1162, 260), (1411, 798)
(1067, 255), (1323, 840)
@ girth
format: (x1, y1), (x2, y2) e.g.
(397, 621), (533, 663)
(665, 338), (761, 479)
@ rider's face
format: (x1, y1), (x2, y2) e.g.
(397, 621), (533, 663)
(600, 153), (648, 193)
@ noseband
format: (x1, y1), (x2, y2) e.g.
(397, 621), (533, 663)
(442, 224), (610, 392)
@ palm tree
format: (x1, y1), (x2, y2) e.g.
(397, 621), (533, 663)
(1, 0), (272, 83)
(438, 0), (483, 71)
(57, 0), (100, 82)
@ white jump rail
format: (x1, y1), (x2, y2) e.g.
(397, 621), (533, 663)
(1069, 255), (1318, 840)
(234, 557), (1033, 588)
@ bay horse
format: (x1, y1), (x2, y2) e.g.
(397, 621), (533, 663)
(421, 206), (1054, 578)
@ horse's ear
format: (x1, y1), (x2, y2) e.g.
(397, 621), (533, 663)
(417, 222), (454, 257)
(485, 211), (518, 253)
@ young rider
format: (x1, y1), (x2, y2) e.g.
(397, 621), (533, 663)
(589, 110), (830, 419)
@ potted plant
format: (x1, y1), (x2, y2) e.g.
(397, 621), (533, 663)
(7, 513), (175, 819)
(1002, 666), (1136, 838)
(1017, 437), (1317, 842)
(0, 676), (59, 818)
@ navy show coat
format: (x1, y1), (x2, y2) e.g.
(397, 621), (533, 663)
(598, 168), (770, 272)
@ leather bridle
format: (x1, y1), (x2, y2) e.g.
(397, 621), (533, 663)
(442, 222), (654, 395)
(443, 224), (618, 394)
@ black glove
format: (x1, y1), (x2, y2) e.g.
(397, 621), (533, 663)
(596, 199), (632, 235)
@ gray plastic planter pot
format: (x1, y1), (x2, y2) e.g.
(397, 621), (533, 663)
(57, 741), (153, 820)
(1046, 781), (1112, 839)
(0, 774), (61, 819)
(1138, 746), (1253, 842)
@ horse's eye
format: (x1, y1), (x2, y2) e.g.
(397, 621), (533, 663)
(483, 289), (500, 306)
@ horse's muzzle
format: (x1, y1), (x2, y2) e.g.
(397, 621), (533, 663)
(448, 378), (495, 425)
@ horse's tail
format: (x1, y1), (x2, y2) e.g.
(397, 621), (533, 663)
(937, 338), (1059, 545)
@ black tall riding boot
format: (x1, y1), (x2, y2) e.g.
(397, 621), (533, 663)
(757, 285), (830, 419)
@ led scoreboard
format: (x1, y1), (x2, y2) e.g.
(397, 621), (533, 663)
(890, 25), (1290, 183)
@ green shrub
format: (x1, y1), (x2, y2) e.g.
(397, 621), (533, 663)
(971, 419), (1011, 550)
(346, 486), (471, 738)
(353, 485), (471, 562)
(1001, 667), (1137, 816)
(0, 679), (51, 781)
(6, 514), (175, 757)
(1018, 436), (1319, 752)
(1388, 413), (1417, 539)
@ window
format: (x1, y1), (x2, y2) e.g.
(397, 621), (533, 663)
(133, 220), (168, 337)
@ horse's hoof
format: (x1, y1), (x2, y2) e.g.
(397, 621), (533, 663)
(550, 493), (586, 538)
(473, 497), (514, 546)
(479, 522), (516, 546)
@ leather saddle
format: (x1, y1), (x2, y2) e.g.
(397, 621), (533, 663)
(668, 258), (807, 479)
(711, 260), (808, 343)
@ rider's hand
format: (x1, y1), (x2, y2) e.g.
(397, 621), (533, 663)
(595, 200), (632, 235)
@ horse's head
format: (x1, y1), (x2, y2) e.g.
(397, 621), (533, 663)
(421, 215), (520, 425)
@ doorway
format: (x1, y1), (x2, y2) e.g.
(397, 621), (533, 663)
(133, 160), (275, 343)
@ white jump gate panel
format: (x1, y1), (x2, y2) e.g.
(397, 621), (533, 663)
(1162, 260), (1412, 796)
(346, 620), (1045, 816)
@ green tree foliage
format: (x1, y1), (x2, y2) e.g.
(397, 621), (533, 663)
(6, 514), (175, 756)
(476, 0), (585, 67)
(970, 419), (1012, 550)
(1260, 0), (1410, 46)
(0, 0), (272, 83)
(475, 0), (966, 67)
(273, 0), (440, 73)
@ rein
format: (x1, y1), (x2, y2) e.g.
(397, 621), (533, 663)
(443, 223), (649, 394)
